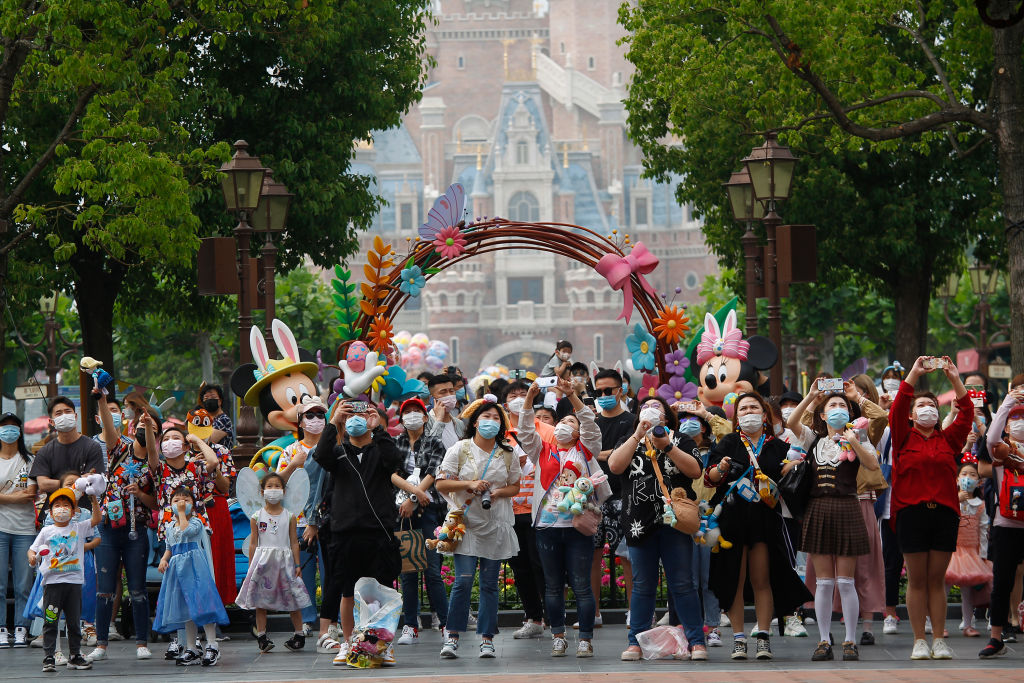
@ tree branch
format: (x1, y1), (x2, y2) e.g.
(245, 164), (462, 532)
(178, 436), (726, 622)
(885, 2), (958, 105)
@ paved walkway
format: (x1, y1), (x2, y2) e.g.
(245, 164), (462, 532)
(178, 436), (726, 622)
(5, 620), (1019, 681)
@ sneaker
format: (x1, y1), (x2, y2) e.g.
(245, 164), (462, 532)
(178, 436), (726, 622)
(925, 616), (933, 634)
(201, 646), (220, 666)
(620, 645), (641, 661)
(332, 643), (350, 665)
(552, 636), (568, 657)
(382, 642), (396, 666)
(785, 615), (808, 637)
(301, 623), (311, 638)
(811, 640), (833, 661)
(0, 628), (8, 648)
(397, 625), (418, 645)
(82, 624), (97, 647)
(13, 627), (27, 648)
(467, 613), (478, 628)
(66, 654), (92, 670)
(689, 644), (707, 661)
(911, 638), (931, 660)
(165, 638), (181, 660)
(930, 638), (954, 659)
(978, 637), (1006, 658)
(440, 637), (459, 659)
(31, 634), (44, 648)
(657, 612), (670, 626)
(707, 628), (723, 647)
(883, 615), (899, 634)
(108, 625), (125, 641)
(860, 630), (875, 645)
(720, 613), (731, 628)
(731, 638), (748, 660)
(1003, 625), (1018, 643)
(284, 634), (305, 651)
(136, 646), (152, 660)
(577, 640), (594, 658)
(479, 640), (495, 658)
(54, 651), (68, 666)
(625, 611), (630, 628)
(842, 641), (859, 661)
(176, 649), (201, 666)
(573, 614), (603, 630)
(431, 613), (442, 631)
(41, 656), (56, 672)
(755, 633), (773, 660)
(257, 633), (274, 653)
(86, 647), (107, 662)
(513, 620), (543, 639)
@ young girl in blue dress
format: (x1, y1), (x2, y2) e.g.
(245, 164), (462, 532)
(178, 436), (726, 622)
(152, 487), (228, 666)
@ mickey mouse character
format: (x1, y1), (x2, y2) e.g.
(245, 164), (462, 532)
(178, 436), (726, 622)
(230, 319), (320, 434)
(690, 309), (777, 407)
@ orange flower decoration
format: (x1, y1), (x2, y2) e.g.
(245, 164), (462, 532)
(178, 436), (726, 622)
(652, 305), (690, 345)
(368, 316), (394, 353)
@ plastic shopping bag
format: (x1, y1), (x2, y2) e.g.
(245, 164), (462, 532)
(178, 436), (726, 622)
(346, 577), (403, 668)
(636, 625), (689, 660)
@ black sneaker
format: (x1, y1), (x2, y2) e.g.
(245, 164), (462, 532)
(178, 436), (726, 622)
(731, 638), (748, 660)
(842, 641), (859, 661)
(860, 631), (875, 646)
(284, 634), (305, 651)
(755, 633), (773, 660)
(257, 633), (274, 653)
(811, 640), (833, 661)
(66, 654), (92, 670)
(176, 649), (202, 666)
(979, 638), (1007, 658)
(1002, 625), (1018, 643)
(165, 638), (181, 660)
(201, 646), (220, 667)
(41, 656), (56, 673)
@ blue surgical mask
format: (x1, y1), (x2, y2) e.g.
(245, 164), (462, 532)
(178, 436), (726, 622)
(346, 415), (368, 437)
(679, 418), (702, 438)
(185, 502), (193, 516)
(596, 395), (618, 411)
(0, 425), (20, 443)
(622, 381), (630, 394)
(826, 408), (850, 430)
(456, 387), (466, 402)
(111, 413), (122, 430)
(476, 419), (500, 439)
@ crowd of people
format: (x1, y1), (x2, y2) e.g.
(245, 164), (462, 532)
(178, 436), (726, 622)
(1, 341), (1024, 671)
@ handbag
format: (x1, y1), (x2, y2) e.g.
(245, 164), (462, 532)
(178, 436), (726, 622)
(778, 459), (813, 519)
(646, 437), (700, 535)
(394, 519), (428, 574)
(856, 462), (889, 493)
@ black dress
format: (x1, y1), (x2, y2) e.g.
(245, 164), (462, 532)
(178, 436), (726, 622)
(705, 431), (813, 614)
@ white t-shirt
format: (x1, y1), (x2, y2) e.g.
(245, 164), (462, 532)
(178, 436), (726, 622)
(0, 454), (36, 535)
(30, 519), (94, 585)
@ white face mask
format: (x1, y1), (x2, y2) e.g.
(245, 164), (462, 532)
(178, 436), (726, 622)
(263, 489), (284, 504)
(639, 407), (663, 425)
(558, 351), (571, 361)
(51, 507), (73, 523)
(780, 407), (795, 422)
(1008, 419), (1024, 441)
(914, 405), (939, 428)
(774, 422), (784, 436)
(737, 413), (764, 434)
(52, 413), (77, 433)
(553, 422), (576, 443)
(882, 379), (900, 393)
(506, 397), (526, 415)
(302, 416), (326, 435)
(401, 413), (425, 430)
(439, 395), (457, 409)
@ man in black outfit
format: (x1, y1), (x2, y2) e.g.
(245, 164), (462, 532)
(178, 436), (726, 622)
(30, 397), (105, 491)
(313, 399), (406, 645)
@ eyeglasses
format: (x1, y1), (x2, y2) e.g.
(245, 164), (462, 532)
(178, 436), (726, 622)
(592, 387), (620, 397)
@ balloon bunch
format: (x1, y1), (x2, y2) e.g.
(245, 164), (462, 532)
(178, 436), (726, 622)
(392, 330), (450, 372)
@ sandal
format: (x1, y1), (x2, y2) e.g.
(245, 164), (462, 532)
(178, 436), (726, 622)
(963, 626), (981, 637)
(316, 633), (342, 654)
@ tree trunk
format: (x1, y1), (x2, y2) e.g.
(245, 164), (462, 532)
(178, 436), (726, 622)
(991, 7), (1024, 373)
(820, 326), (836, 375)
(892, 270), (930, 370)
(70, 255), (124, 379)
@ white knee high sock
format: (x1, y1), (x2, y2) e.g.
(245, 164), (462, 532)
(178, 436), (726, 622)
(836, 576), (859, 644)
(203, 623), (218, 649)
(961, 585), (976, 630)
(184, 621), (198, 651)
(815, 578), (836, 643)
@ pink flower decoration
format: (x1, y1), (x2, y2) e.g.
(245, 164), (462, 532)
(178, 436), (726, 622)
(639, 372), (659, 400)
(433, 225), (467, 259)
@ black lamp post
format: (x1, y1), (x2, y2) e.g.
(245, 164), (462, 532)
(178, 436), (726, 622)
(724, 168), (765, 338)
(937, 260), (1008, 376)
(251, 171), (293, 353)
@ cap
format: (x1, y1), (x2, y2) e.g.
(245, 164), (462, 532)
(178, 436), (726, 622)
(297, 395), (328, 416)
(0, 411), (22, 426)
(399, 397), (427, 415)
(779, 391), (803, 405)
(49, 487), (78, 506)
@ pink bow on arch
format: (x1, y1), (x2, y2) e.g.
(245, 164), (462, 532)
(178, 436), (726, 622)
(595, 242), (659, 323)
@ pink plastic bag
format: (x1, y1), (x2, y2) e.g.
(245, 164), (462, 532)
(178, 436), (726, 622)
(635, 625), (689, 660)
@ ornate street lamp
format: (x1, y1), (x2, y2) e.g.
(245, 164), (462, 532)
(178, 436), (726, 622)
(252, 171), (293, 354)
(724, 168), (764, 337)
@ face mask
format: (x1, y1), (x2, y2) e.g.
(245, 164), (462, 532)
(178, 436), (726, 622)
(346, 416), (368, 437)
(401, 413), (425, 430)
(780, 407), (795, 422)
(174, 502), (193, 516)
(135, 428), (147, 448)
(0, 425), (20, 443)
(53, 413), (77, 433)
(506, 397), (526, 415)
(914, 405), (939, 428)
(679, 418), (701, 438)
(456, 387), (467, 402)
(1008, 419), (1024, 440)
(774, 422), (784, 436)
(302, 416), (326, 434)
(161, 439), (185, 458)
(476, 419), (500, 439)
(882, 379), (900, 393)
(202, 398), (220, 412)
(622, 381), (630, 394)
(959, 476), (978, 493)
(111, 412), (123, 430)
(737, 413), (764, 434)
(596, 395), (618, 411)
(439, 395), (458, 409)
(553, 423), (576, 443)
(558, 351), (571, 361)
(51, 507), (73, 523)
(639, 407), (663, 425)
(825, 408), (850, 430)
(263, 489), (284, 504)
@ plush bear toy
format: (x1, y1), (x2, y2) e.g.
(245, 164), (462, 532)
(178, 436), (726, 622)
(557, 468), (610, 516)
(426, 508), (466, 553)
(74, 472), (107, 499)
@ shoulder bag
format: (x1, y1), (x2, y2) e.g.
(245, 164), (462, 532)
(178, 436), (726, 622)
(646, 436), (700, 535)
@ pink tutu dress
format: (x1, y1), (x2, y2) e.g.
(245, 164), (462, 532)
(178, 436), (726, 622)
(235, 508), (312, 612)
(946, 499), (993, 587)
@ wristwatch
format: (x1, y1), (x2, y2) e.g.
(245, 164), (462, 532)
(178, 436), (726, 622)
(409, 493), (418, 503)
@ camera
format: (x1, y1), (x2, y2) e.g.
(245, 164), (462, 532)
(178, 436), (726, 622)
(652, 425), (669, 439)
(480, 489), (492, 510)
(298, 536), (318, 554)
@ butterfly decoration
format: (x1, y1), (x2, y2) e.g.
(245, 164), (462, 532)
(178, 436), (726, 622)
(419, 183), (467, 242)
(379, 365), (426, 407)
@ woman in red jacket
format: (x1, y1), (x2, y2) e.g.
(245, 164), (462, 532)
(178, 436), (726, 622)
(889, 356), (971, 661)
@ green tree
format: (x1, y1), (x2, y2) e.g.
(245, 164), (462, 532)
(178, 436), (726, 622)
(620, 0), (1004, 366)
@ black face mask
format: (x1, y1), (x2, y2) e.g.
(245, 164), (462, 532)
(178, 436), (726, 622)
(135, 428), (146, 448)
(202, 398), (219, 412)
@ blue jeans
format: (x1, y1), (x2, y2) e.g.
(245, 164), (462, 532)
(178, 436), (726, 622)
(691, 541), (720, 628)
(400, 508), (448, 628)
(296, 527), (325, 624)
(536, 526), (596, 638)
(94, 522), (150, 645)
(446, 554), (499, 638)
(627, 526), (705, 647)
(0, 530), (34, 630)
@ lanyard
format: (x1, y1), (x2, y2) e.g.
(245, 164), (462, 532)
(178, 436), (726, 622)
(740, 432), (767, 471)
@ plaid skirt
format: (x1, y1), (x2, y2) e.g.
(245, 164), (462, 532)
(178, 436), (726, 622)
(800, 495), (870, 556)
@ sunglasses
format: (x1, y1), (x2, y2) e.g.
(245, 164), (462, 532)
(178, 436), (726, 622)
(592, 387), (620, 397)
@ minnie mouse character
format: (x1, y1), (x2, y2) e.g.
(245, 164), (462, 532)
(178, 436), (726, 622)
(690, 309), (777, 407)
